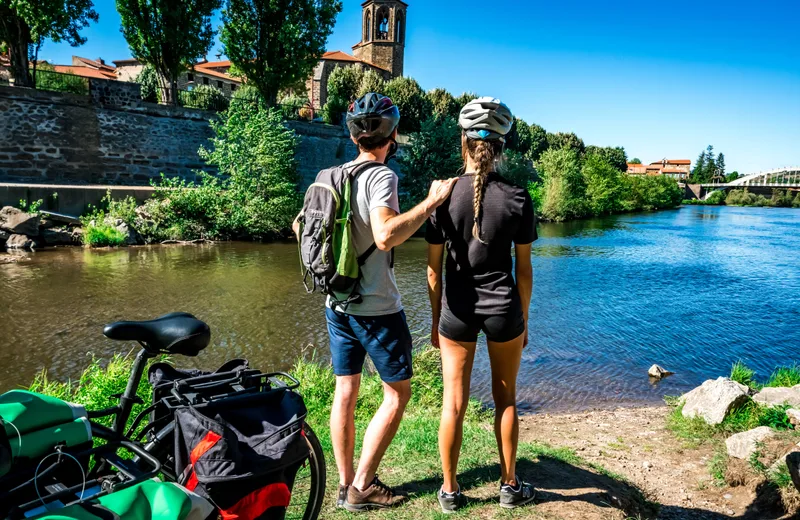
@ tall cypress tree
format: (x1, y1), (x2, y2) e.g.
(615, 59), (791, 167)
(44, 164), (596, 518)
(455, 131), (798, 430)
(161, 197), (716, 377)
(703, 145), (716, 183)
(691, 149), (706, 183)
(716, 152), (726, 178)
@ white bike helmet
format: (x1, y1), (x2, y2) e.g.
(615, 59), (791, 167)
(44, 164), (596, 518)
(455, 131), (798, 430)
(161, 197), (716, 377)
(459, 97), (513, 141)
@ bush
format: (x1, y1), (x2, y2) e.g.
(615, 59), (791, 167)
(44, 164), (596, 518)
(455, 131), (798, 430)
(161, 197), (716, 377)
(621, 175), (683, 212)
(327, 66), (363, 105)
(384, 77), (432, 134)
(180, 84), (229, 111)
(537, 148), (587, 222)
(33, 63), (88, 95)
(527, 182), (543, 215)
(706, 190), (727, 205)
(582, 154), (623, 215)
(501, 150), (536, 188)
(82, 222), (127, 247)
(322, 96), (348, 125)
(397, 116), (462, 211)
(585, 146), (628, 173)
(136, 65), (160, 103)
(546, 132), (586, 156)
(356, 69), (387, 98)
(79, 192), (137, 247)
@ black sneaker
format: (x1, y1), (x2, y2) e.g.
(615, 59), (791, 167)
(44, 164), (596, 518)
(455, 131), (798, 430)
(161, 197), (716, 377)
(438, 486), (466, 514)
(499, 475), (535, 509)
(337, 484), (349, 508)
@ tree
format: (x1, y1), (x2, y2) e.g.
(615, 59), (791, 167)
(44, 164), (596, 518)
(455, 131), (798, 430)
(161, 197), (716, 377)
(397, 116), (461, 210)
(716, 152), (726, 178)
(506, 117), (533, 156)
(427, 88), (458, 121)
(582, 154), (623, 215)
(585, 145), (628, 172)
(501, 149), (536, 188)
(453, 92), (478, 108)
(117, 0), (219, 104)
(220, 0), (341, 105)
(527, 123), (548, 162)
(546, 132), (585, 156)
(135, 64), (159, 102)
(0, 0), (98, 87)
(384, 76), (432, 134)
(357, 68), (386, 97)
(691, 149), (706, 183)
(629, 158), (642, 164)
(537, 147), (586, 222)
(326, 65), (363, 105)
(726, 171), (740, 183)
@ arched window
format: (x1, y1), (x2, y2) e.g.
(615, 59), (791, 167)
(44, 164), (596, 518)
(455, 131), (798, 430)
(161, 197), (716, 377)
(365, 11), (372, 42)
(395, 11), (405, 44)
(376, 7), (390, 40)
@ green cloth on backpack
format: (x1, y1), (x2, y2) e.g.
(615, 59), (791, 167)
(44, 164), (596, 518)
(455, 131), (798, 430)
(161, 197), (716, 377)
(334, 177), (359, 280)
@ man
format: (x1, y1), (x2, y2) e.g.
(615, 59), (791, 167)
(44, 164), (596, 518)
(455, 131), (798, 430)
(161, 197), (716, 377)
(295, 93), (456, 511)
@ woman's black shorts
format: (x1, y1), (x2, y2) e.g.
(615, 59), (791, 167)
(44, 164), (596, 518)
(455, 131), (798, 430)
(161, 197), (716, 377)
(438, 305), (525, 343)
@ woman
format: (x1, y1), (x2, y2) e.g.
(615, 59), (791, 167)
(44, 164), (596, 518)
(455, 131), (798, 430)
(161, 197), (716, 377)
(426, 97), (537, 513)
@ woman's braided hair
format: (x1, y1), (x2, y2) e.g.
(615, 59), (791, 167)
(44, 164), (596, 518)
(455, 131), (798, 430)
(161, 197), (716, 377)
(462, 133), (504, 242)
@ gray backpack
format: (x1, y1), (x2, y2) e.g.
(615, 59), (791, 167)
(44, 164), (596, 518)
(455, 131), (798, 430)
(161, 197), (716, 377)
(298, 161), (383, 310)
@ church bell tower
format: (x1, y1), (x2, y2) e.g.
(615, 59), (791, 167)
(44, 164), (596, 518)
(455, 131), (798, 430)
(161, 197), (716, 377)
(352, 0), (407, 79)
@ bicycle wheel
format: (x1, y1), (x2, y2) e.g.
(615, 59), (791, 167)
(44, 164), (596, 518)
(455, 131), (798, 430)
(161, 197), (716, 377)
(285, 423), (326, 520)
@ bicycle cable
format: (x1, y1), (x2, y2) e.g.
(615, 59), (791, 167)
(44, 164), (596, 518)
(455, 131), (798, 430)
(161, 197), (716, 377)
(33, 446), (87, 511)
(5, 419), (22, 458)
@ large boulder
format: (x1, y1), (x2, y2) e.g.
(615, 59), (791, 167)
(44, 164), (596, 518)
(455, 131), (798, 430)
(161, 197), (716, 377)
(726, 427), (776, 459)
(0, 207), (40, 236)
(681, 377), (750, 425)
(0, 230), (8, 247)
(5, 234), (35, 251)
(115, 221), (142, 246)
(753, 386), (800, 408)
(42, 228), (76, 246)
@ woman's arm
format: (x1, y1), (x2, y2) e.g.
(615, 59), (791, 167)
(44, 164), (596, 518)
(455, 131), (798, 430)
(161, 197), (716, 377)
(427, 242), (445, 348)
(514, 243), (533, 347)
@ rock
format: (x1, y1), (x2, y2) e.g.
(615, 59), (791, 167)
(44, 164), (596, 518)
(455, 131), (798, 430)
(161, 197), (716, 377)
(0, 207), (40, 236)
(753, 386), (800, 408)
(681, 377), (750, 425)
(0, 229), (8, 247)
(38, 218), (57, 230)
(642, 461), (652, 469)
(115, 222), (142, 246)
(5, 234), (35, 251)
(787, 409), (800, 426)
(42, 228), (75, 246)
(649, 364), (675, 379)
(726, 426), (775, 459)
(768, 443), (800, 474)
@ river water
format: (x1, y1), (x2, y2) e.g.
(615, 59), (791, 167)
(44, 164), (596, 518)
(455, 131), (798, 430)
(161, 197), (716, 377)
(1, 206), (798, 412)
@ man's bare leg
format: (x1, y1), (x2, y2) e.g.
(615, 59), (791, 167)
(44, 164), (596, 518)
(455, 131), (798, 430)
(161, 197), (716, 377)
(331, 374), (362, 487)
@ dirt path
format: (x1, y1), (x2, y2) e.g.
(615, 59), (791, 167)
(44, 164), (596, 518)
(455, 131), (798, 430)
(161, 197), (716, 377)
(516, 406), (786, 519)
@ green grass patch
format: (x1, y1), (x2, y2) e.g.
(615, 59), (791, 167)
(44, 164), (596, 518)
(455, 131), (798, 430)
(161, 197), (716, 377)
(765, 365), (800, 388)
(731, 360), (757, 389)
(82, 222), (128, 248)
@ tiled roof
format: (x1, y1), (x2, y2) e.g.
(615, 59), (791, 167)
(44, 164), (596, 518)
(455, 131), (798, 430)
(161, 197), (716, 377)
(196, 60), (232, 69)
(322, 50), (390, 72)
(74, 56), (116, 72)
(650, 159), (691, 165)
(191, 67), (242, 83)
(50, 65), (116, 80)
(113, 58), (141, 66)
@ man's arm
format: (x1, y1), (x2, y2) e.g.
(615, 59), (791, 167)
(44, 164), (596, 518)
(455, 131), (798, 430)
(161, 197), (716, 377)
(514, 243), (533, 347)
(370, 178), (458, 251)
(427, 243), (445, 348)
(292, 213), (302, 240)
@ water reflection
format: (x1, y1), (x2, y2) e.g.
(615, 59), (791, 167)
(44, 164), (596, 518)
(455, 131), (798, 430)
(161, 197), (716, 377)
(1, 206), (798, 413)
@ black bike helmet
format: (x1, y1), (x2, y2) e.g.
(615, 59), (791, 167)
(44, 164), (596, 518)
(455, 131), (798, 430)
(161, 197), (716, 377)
(346, 93), (400, 141)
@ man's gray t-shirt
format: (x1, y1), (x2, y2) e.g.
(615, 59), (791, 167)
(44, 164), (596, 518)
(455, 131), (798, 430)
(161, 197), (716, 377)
(326, 161), (403, 316)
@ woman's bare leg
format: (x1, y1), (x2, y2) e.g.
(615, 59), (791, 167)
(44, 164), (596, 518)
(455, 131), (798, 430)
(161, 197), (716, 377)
(487, 334), (524, 485)
(438, 336), (477, 493)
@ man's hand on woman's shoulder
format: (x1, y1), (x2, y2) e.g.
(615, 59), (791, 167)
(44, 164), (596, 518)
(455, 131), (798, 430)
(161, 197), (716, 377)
(426, 178), (459, 212)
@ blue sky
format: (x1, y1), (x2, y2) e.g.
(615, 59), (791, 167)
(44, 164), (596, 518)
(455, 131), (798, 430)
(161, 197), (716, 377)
(40, 0), (799, 174)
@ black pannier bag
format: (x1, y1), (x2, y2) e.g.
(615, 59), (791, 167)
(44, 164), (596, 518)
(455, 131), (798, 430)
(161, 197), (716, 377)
(166, 372), (309, 520)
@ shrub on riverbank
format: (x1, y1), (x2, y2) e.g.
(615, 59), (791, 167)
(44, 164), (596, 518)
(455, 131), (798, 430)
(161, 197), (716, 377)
(725, 189), (799, 208)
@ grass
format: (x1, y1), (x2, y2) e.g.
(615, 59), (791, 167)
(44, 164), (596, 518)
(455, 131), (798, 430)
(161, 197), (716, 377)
(24, 346), (656, 519)
(731, 360), (757, 389)
(765, 365), (800, 388)
(82, 222), (128, 248)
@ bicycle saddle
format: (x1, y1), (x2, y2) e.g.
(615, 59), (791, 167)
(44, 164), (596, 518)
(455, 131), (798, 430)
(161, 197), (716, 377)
(103, 312), (211, 356)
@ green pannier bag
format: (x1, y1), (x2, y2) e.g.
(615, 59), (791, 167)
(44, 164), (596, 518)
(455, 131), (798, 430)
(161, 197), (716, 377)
(27, 480), (215, 520)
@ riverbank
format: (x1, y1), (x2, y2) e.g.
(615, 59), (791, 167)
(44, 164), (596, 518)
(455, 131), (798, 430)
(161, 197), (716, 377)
(27, 348), (800, 519)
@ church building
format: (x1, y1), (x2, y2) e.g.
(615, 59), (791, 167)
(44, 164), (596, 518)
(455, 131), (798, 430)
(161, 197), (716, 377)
(306, 0), (407, 110)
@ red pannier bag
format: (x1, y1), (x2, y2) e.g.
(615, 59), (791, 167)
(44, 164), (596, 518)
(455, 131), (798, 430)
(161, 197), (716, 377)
(174, 388), (309, 520)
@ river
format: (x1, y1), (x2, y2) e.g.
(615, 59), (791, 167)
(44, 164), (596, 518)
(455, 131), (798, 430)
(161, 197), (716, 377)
(1, 206), (798, 412)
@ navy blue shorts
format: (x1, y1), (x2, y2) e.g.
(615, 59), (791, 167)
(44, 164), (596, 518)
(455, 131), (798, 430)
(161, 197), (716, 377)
(325, 308), (413, 383)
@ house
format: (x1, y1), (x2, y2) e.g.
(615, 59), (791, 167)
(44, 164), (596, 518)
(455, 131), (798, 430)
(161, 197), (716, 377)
(113, 58), (243, 96)
(627, 159), (692, 181)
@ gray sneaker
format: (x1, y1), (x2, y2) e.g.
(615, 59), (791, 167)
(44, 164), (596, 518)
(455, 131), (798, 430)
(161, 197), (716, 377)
(337, 485), (349, 508)
(438, 486), (466, 514)
(499, 476), (535, 509)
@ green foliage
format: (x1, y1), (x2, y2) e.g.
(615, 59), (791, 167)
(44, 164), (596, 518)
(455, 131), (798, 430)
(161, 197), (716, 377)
(622, 175), (684, 212)
(397, 116), (461, 211)
(453, 92), (478, 108)
(708, 447), (728, 486)
(546, 131), (586, 156)
(327, 66), (363, 105)
(82, 223), (127, 247)
(117, 0), (220, 101)
(220, 0), (341, 104)
(765, 365), (800, 388)
(526, 122), (548, 162)
(582, 153), (623, 215)
(78, 192), (136, 247)
(794, 193), (800, 208)
(629, 158), (642, 164)
(0, 0), (98, 87)
(726, 171), (741, 183)
(726, 188), (796, 208)
(384, 76), (432, 134)
(180, 84), (229, 111)
(585, 145), (628, 172)
(17, 198), (43, 213)
(770, 189), (795, 208)
(537, 147), (586, 222)
(356, 68), (386, 98)
(730, 360), (757, 389)
(33, 64), (89, 94)
(426, 87), (458, 121)
(500, 150), (536, 188)
(690, 145), (726, 183)
(527, 182), (543, 215)
(706, 190), (727, 205)
(135, 64), (159, 103)
(506, 117), (532, 156)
